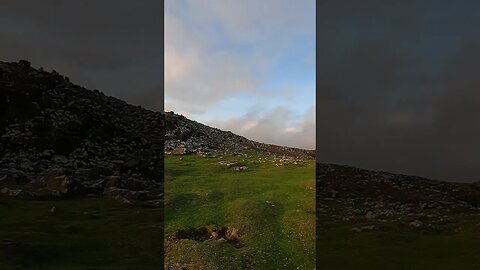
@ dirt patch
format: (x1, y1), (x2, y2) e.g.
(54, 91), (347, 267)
(169, 226), (243, 248)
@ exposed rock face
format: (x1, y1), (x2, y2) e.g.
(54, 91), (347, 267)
(0, 60), (164, 202)
(317, 163), (480, 233)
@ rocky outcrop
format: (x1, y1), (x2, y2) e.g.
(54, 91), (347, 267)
(0, 60), (163, 202)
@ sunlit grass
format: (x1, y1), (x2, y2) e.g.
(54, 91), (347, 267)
(164, 154), (316, 269)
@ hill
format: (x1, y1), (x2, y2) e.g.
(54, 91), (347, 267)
(0, 59), (313, 203)
(317, 163), (480, 269)
(318, 163), (480, 227)
(164, 111), (314, 158)
(0, 60), (164, 203)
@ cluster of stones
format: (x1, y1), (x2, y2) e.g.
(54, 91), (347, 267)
(0, 60), (164, 205)
(217, 161), (248, 171)
(317, 163), (480, 233)
(164, 111), (315, 161)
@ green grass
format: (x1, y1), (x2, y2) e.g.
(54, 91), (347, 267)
(317, 205), (480, 270)
(164, 153), (316, 269)
(0, 197), (163, 270)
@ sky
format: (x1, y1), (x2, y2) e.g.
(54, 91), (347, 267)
(165, 0), (316, 150)
(0, 1), (164, 112)
(317, 0), (480, 182)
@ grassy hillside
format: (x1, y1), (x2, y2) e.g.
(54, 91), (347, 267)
(317, 163), (480, 270)
(164, 153), (315, 269)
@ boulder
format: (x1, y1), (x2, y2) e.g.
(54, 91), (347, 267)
(37, 168), (85, 195)
(172, 145), (187, 155)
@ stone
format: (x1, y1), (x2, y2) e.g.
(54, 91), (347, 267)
(0, 168), (31, 185)
(52, 155), (70, 164)
(365, 211), (377, 220)
(233, 166), (248, 171)
(103, 176), (121, 188)
(325, 188), (339, 198)
(37, 168), (85, 195)
(226, 227), (240, 240)
(0, 60), (166, 202)
(409, 220), (423, 228)
(122, 157), (140, 169)
(360, 225), (377, 232)
(5, 188), (32, 199)
(172, 145), (187, 155)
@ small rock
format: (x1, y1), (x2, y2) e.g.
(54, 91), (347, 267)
(325, 188), (339, 198)
(233, 166), (248, 171)
(226, 227), (240, 240)
(409, 220), (422, 228)
(361, 225), (377, 231)
(365, 211), (377, 220)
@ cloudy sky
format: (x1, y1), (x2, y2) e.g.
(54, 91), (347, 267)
(318, 0), (480, 182)
(0, 1), (163, 112)
(165, 0), (316, 150)
(1, 0), (315, 150)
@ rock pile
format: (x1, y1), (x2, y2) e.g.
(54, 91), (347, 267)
(164, 112), (315, 159)
(317, 163), (480, 233)
(0, 60), (164, 204)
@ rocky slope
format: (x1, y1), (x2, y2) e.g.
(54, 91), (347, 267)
(318, 163), (480, 232)
(0, 60), (164, 203)
(164, 112), (315, 159)
(0, 60), (314, 203)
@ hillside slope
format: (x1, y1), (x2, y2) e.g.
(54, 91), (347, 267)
(317, 162), (480, 232)
(165, 112), (315, 159)
(0, 60), (313, 202)
(317, 164), (480, 269)
(0, 60), (164, 202)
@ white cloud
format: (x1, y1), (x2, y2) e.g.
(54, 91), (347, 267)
(165, 8), (258, 113)
(186, 0), (315, 43)
(208, 105), (315, 149)
(165, 0), (315, 148)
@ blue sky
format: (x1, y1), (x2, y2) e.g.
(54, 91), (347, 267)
(165, 0), (315, 149)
